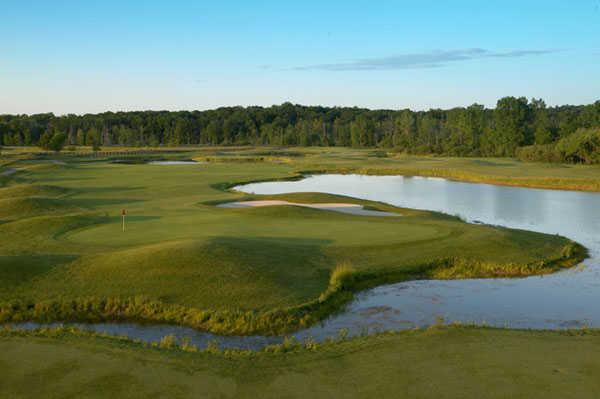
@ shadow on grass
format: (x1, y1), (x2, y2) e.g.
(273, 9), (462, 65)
(0, 254), (78, 290)
(203, 235), (333, 288)
(69, 198), (146, 208)
(74, 186), (146, 194)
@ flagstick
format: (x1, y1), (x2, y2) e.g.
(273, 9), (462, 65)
(121, 209), (127, 232)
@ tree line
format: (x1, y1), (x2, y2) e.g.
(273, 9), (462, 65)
(1, 97), (599, 162)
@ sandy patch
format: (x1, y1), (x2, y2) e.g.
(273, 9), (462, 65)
(218, 200), (400, 217)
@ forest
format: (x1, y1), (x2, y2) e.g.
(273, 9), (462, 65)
(1, 97), (599, 163)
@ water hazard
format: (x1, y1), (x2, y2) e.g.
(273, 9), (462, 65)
(13, 174), (600, 349)
(237, 175), (600, 332)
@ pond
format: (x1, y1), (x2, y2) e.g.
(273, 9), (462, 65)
(12, 174), (600, 349)
(237, 175), (600, 333)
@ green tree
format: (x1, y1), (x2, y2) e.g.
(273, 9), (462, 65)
(48, 133), (67, 152)
(0, 99), (598, 157)
(173, 118), (193, 145)
(531, 98), (552, 145)
(555, 127), (600, 164)
(85, 127), (101, 151)
(91, 135), (101, 152)
(38, 130), (53, 150)
(394, 110), (416, 150)
(350, 119), (362, 148)
(204, 120), (222, 144)
(490, 97), (532, 156)
(76, 128), (85, 146)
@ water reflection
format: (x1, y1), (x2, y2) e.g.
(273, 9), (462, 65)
(237, 174), (599, 247)
(237, 174), (600, 335)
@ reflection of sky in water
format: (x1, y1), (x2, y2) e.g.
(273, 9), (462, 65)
(238, 175), (600, 252)
(238, 174), (600, 336)
(11, 175), (600, 350)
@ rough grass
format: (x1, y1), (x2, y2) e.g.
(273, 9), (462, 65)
(0, 150), (589, 333)
(30, 237), (329, 310)
(3, 326), (600, 398)
(0, 197), (79, 220)
(0, 184), (69, 198)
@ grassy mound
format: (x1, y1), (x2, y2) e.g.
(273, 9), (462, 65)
(0, 197), (77, 220)
(0, 184), (69, 199)
(0, 215), (106, 254)
(0, 184), (75, 221)
(0, 254), (78, 296)
(28, 237), (329, 310)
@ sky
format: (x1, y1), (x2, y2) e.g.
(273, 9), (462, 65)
(1, 0), (600, 115)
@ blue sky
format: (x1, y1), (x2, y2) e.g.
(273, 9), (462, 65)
(2, 0), (599, 114)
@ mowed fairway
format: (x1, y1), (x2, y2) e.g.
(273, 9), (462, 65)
(0, 153), (585, 333)
(2, 327), (600, 399)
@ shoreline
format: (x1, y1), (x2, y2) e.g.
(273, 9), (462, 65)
(0, 240), (586, 337)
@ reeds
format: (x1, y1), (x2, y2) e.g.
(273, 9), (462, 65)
(0, 242), (585, 336)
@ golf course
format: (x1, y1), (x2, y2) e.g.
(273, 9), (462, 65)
(1, 146), (600, 397)
(5, 1), (600, 395)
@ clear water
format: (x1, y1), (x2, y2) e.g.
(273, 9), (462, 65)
(237, 174), (600, 332)
(12, 174), (600, 349)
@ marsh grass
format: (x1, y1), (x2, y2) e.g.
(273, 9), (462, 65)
(158, 334), (178, 349)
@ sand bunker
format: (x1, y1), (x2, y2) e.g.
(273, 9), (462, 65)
(218, 200), (400, 217)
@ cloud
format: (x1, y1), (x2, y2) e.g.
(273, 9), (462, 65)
(295, 48), (560, 71)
